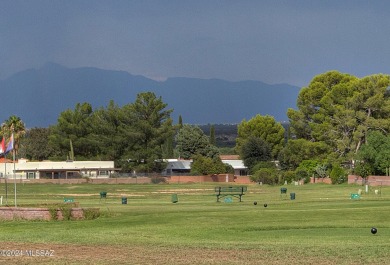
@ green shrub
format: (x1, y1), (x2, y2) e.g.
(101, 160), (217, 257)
(48, 207), (58, 221)
(83, 208), (100, 220)
(60, 205), (72, 220)
(251, 168), (279, 185)
(191, 155), (228, 175)
(47, 203), (75, 221)
(280, 170), (296, 183)
(250, 161), (276, 175)
(151, 176), (167, 184)
(329, 164), (347, 184)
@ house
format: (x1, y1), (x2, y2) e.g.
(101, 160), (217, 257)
(220, 155), (248, 176)
(0, 158), (119, 180)
(162, 159), (192, 176)
(162, 156), (248, 177)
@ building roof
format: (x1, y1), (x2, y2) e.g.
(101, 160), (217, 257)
(163, 158), (247, 172)
(0, 158), (14, 163)
(0, 160), (118, 173)
(221, 159), (247, 170)
(219, 155), (240, 160)
(168, 160), (192, 170)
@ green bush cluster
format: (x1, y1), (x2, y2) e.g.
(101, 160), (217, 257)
(83, 208), (100, 220)
(191, 155), (231, 175)
(151, 176), (167, 184)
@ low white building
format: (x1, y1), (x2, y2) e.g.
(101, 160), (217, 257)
(0, 159), (118, 180)
(162, 159), (192, 176)
(221, 159), (248, 176)
(162, 156), (248, 176)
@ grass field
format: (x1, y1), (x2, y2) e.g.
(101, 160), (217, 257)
(0, 182), (389, 265)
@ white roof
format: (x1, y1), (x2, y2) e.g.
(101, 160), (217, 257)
(167, 160), (192, 170)
(7, 160), (115, 172)
(222, 160), (247, 169)
(164, 158), (247, 170)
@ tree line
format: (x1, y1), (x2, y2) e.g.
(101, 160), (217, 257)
(2, 71), (390, 182)
(238, 71), (390, 184)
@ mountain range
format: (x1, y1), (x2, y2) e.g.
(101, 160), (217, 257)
(0, 63), (301, 127)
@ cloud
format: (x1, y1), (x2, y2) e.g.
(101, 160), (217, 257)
(1, 1), (390, 86)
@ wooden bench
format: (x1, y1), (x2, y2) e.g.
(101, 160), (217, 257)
(215, 186), (247, 202)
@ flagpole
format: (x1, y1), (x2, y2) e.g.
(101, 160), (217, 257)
(2, 133), (15, 207)
(4, 133), (14, 207)
(13, 146), (16, 207)
(0, 138), (6, 205)
(4, 159), (7, 205)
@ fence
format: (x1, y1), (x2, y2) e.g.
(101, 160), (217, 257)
(0, 176), (156, 185)
(348, 175), (390, 186)
(0, 174), (252, 185)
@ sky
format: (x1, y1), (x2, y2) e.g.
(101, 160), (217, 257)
(1, 0), (390, 87)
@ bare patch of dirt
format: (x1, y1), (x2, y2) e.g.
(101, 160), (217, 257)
(58, 194), (145, 197)
(58, 194), (100, 197)
(0, 242), (352, 265)
(158, 189), (213, 192)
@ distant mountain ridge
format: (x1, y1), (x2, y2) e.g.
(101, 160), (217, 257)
(0, 63), (301, 127)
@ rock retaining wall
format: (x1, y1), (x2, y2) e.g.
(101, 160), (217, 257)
(0, 207), (98, 221)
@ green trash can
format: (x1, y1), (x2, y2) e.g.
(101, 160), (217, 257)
(171, 194), (178, 203)
(100, 191), (107, 199)
(290, 192), (296, 200)
(280, 187), (288, 198)
(122, 197), (127, 204)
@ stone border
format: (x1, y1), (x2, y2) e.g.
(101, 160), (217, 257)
(0, 207), (99, 221)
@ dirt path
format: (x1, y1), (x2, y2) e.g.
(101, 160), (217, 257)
(0, 242), (350, 265)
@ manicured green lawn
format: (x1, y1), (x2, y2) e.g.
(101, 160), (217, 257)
(0, 182), (389, 264)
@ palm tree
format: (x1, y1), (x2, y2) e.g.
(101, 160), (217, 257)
(1, 115), (26, 156)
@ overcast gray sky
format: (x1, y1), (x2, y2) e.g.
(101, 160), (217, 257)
(1, 0), (390, 86)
